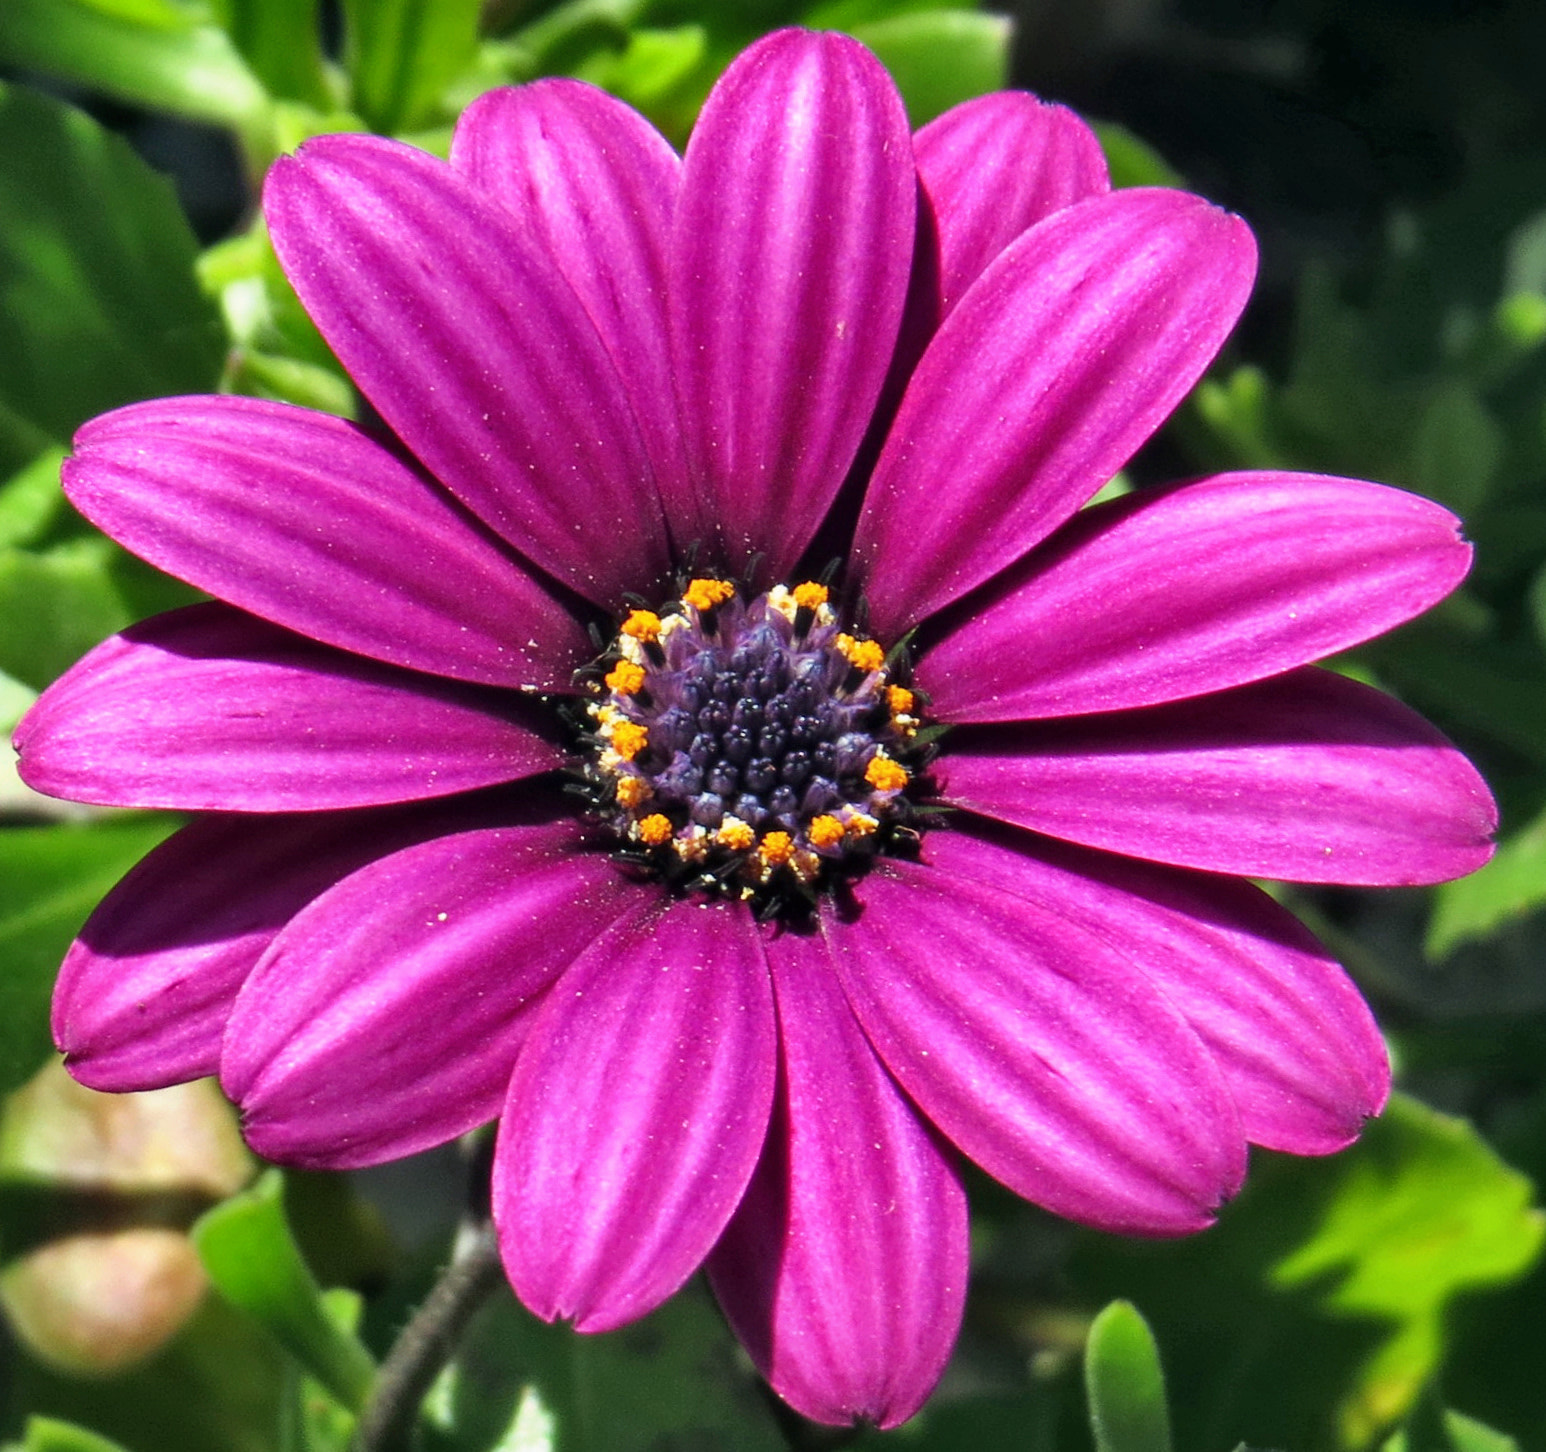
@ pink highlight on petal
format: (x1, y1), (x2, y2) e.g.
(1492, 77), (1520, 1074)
(224, 818), (633, 1169)
(919, 472), (1473, 721)
(855, 188), (1257, 639)
(496, 898), (776, 1332)
(915, 91), (1110, 318)
(671, 29), (915, 580)
(709, 928), (967, 1430)
(940, 668), (1497, 886)
(16, 604), (562, 812)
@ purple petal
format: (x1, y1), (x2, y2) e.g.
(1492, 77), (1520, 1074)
(919, 472), (1472, 721)
(66, 396), (590, 691)
(708, 929), (967, 1430)
(940, 668), (1497, 885)
(495, 897), (776, 1332)
(922, 827), (1389, 1154)
(824, 857), (1246, 1234)
(264, 133), (671, 606)
(915, 91), (1109, 317)
(854, 188), (1257, 639)
(452, 82), (694, 535)
(55, 798), (511, 1093)
(15, 603), (561, 812)
(223, 818), (632, 1169)
(670, 29), (915, 578)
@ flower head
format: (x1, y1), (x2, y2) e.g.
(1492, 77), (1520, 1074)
(14, 29), (1495, 1428)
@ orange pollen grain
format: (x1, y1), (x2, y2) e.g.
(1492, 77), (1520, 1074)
(609, 721), (648, 761)
(605, 660), (647, 694)
(637, 813), (673, 845)
(620, 609), (662, 642)
(837, 634), (886, 673)
(808, 815), (846, 849)
(717, 819), (756, 852)
(792, 581), (829, 610)
(614, 776), (650, 809)
(865, 756), (909, 792)
(683, 578), (735, 611)
(759, 831), (796, 867)
(887, 685), (915, 715)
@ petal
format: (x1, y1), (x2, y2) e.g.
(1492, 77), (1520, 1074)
(940, 668), (1497, 885)
(264, 133), (671, 606)
(854, 188), (1258, 638)
(55, 798), (509, 1092)
(922, 826), (1389, 1154)
(708, 928), (967, 1430)
(495, 897), (776, 1331)
(919, 472), (1472, 721)
(66, 396), (590, 691)
(824, 857), (1246, 1234)
(15, 603), (561, 812)
(452, 82), (693, 534)
(915, 91), (1109, 316)
(224, 817), (633, 1169)
(670, 29), (915, 578)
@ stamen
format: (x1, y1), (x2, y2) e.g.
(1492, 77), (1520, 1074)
(605, 660), (647, 695)
(808, 814), (845, 849)
(865, 756), (909, 792)
(609, 721), (649, 761)
(637, 813), (673, 845)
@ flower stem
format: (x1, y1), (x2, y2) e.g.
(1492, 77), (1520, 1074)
(351, 1221), (506, 1452)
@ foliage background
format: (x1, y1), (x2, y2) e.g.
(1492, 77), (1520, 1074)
(3, 1), (1546, 1449)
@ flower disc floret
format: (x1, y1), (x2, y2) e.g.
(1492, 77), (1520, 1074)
(585, 580), (930, 904)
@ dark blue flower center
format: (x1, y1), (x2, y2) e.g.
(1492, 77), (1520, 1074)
(584, 580), (930, 902)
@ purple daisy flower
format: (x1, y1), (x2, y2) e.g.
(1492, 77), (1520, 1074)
(14, 28), (1495, 1428)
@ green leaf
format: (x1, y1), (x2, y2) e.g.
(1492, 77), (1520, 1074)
(341, 0), (482, 133)
(1093, 120), (1186, 190)
(212, 0), (332, 107)
(0, 0), (266, 129)
(850, 10), (1011, 127)
(12, 1418), (131, 1452)
(1401, 382), (1503, 514)
(1269, 1094), (1544, 1445)
(192, 1169), (377, 1414)
(1428, 803), (1546, 957)
(0, 540), (134, 692)
(0, 84), (226, 445)
(0, 818), (177, 1094)
(0, 449), (68, 552)
(571, 26), (708, 113)
(1384, 1392), (1521, 1452)
(1084, 1301), (1173, 1452)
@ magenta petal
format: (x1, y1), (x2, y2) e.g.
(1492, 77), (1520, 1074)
(54, 800), (501, 1093)
(708, 929), (967, 1430)
(940, 668), (1497, 886)
(670, 29), (915, 577)
(223, 819), (631, 1169)
(915, 91), (1109, 317)
(452, 82), (693, 533)
(854, 188), (1257, 638)
(495, 897), (776, 1332)
(264, 133), (671, 605)
(15, 603), (561, 811)
(825, 859), (1246, 1234)
(920, 472), (1472, 721)
(924, 828), (1389, 1154)
(66, 396), (589, 691)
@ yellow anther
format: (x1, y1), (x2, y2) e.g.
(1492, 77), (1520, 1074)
(837, 634), (886, 674)
(844, 812), (879, 838)
(614, 776), (651, 809)
(609, 721), (648, 761)
(887, 685), (915, 716)
(621, 609), (662, 642)
(637, 813), (673, 845)
(683, 578), (736, 612)
(808, 815), (845, 849)
(717, 818), (756, 852)
(759, 831), (796, 867)
(865, 756), (909, 793)
(605, 660), (646, 695)
(792, 582), (829, 611)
